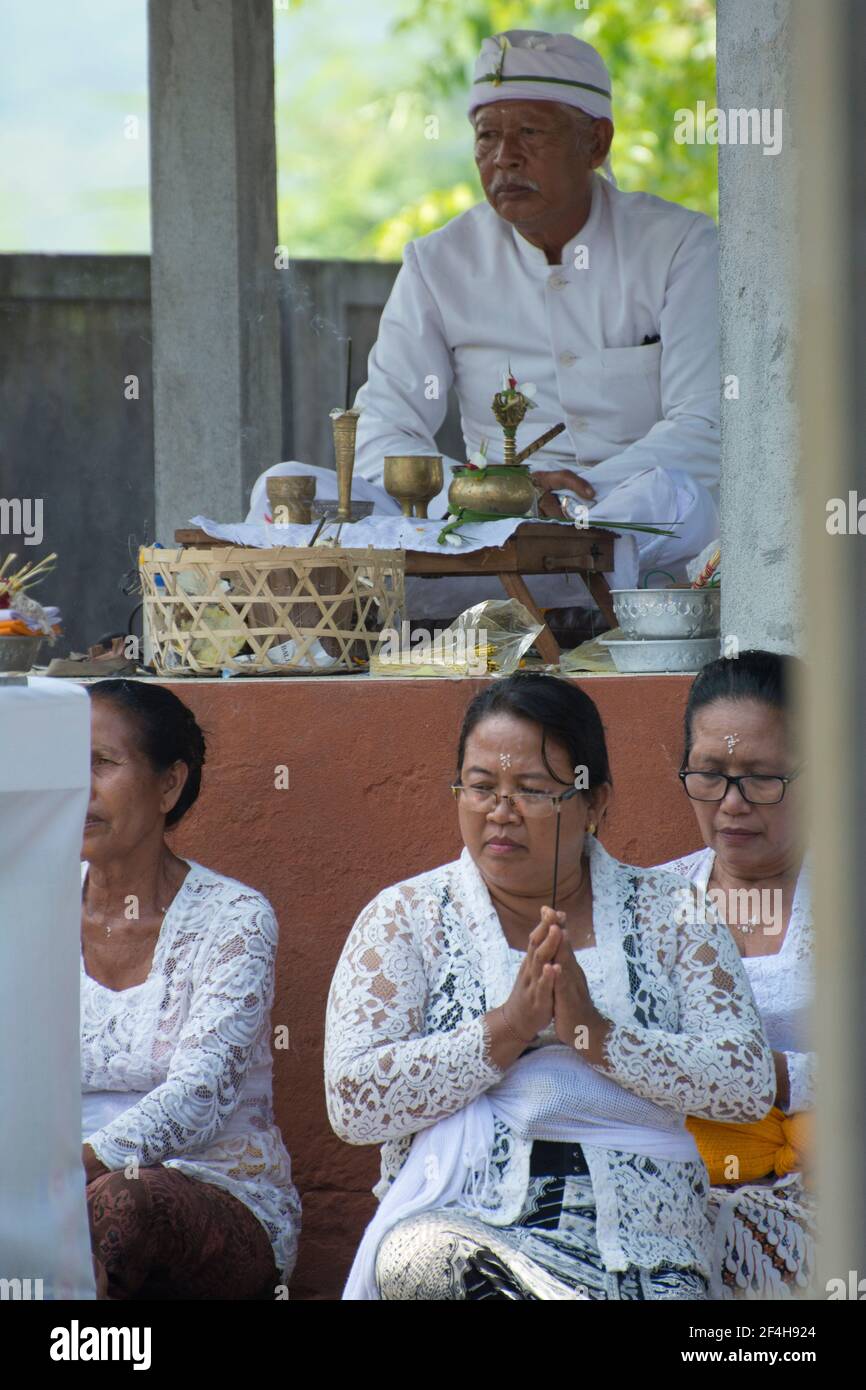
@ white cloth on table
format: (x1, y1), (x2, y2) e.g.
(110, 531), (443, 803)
(80, 857), (301, 1282)
(207, 457), (713, 621)
(344, 1043), (698, 1300)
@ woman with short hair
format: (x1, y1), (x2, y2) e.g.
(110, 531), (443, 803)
(659, 650), (815, 1299)
(325, 672), (774, 1300)
(81, 679), (300, 1299)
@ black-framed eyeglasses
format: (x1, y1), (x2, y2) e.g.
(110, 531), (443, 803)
(451, 784), (580, 819)
(678, 769), (803, 805)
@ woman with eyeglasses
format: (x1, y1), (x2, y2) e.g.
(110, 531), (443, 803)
(659, 650), (815, 1299)
(325, 672), (774, 1300)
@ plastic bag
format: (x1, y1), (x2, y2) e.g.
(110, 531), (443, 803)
(370, 598), (543, 677)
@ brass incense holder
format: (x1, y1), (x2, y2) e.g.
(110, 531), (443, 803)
(492, 379), (536, 465)
(384, 455), (444, 518)
(447, 466), (536, 517)
(330, 408), (361, 522)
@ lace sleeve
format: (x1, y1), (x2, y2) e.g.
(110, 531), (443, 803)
(325, 885), (503, 1145)
(86, 891), (278, 1168)
(597, 905), (776, 1122)
(783, 1049), (815, 1113)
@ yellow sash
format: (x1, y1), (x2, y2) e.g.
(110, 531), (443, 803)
(686, 1108), (811, 1185)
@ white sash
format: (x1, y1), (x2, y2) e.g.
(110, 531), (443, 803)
(344, 1045), (698, 1299)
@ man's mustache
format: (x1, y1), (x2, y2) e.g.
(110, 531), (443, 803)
(488, 177), (541, 195)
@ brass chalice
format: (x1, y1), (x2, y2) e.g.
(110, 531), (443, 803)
(383, 455), (444, 518)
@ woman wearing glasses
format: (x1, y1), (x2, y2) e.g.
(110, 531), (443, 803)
(660, 650), (815, 1299)
(325, 672), (774, 1300)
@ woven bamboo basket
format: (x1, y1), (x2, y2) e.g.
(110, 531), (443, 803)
(140, 545), (405, 676)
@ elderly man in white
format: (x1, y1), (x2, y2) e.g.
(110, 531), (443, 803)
(351, 29), (719, 625)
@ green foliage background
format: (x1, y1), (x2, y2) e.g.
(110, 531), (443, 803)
(276, 0), (717, 262)
(0, 0), (716, 255)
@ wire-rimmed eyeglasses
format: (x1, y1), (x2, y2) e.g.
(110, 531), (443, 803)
(451, 784), (580, 818)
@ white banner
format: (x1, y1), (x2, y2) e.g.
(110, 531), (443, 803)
(0, 676), (95, 1299)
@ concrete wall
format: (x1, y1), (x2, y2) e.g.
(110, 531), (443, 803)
(155, 672), (702, 1299)
(0, 256), (155, 653)
(716, 0), (802, 651)
(0, 254), (464, 653)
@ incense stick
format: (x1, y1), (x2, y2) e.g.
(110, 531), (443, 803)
(691, 547), (721, 588)
(551, 809), (562, 910)
(514, 422), (566, 465)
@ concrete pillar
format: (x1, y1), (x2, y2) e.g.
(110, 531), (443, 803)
(148, 0), (282, 541)
(796, 0), (866, 1297)
(716, 0), (801, 651)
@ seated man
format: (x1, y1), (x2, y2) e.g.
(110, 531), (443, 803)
(352, 29), (719, 626)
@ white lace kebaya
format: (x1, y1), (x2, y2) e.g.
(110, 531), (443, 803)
(658, 848), (814, 1115)
(81, 860), (301, 1281)
(325, 833), (776, 1280)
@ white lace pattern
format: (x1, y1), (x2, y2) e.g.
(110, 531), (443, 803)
(81, 860), (301, 1280)
(659, 848), (814, 1114)
(325, 835), (775, 1277)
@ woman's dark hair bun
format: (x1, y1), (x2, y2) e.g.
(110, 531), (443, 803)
(89, 679), (207, 827)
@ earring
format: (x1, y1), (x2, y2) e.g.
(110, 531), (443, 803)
(587, 822), (596, 835)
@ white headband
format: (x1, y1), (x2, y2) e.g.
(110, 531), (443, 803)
(468, 30), (613, 123)
(468, 30), (615, 183)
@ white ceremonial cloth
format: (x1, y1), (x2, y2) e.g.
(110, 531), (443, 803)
(195, 509), (646, 602)
(209, 453), (714, 614)
(0, 677), (95, 1298)
(344, 1044), (698, 1300)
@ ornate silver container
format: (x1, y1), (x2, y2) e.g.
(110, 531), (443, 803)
(610, 587), (720, 640)
(601, 636), (720, 674)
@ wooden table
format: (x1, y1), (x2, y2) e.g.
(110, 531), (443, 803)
(174, 521), (616, 665)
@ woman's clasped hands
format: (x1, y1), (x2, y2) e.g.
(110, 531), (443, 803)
(498, 908), (613, 1067)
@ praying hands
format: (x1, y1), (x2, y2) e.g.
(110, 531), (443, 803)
(491, 908), (612, 1070)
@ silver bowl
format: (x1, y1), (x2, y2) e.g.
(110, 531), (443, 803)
(0, 634), (42, 672)
(610, 587), (720, 640)
(601, 636), (720, 674)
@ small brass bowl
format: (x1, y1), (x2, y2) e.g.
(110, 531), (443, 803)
(447, 466), (536, 518)
(267, 475), (317, 525)
(384, 456), (444, 518)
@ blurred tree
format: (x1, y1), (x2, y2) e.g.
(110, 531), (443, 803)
(278, 0), (716, 260)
